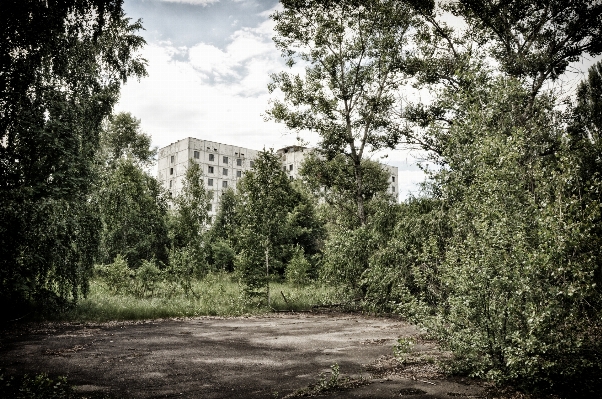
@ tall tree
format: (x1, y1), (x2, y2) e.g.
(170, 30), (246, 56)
(98, 112), (156, 168)
(169, 160), (211, 270)
(208, 187), (239, 245)
(97, 159), (170, 269)
(267, 0), (417, 225)
(235, 150), (297, 303)
(0, 1), (146, 314)
(96, 113), (169, 269)
(453, 0), (602, 100)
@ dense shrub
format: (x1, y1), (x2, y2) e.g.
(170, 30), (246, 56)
(212, 240), (236, 272)
(94, 255), (133, 295)
(285, 247), (312, 286)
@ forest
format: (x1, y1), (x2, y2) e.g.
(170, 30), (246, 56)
(1, 0), (601, 395)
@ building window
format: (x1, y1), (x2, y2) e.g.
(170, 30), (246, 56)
(392, 186), (395, 192)
(236, 170), (242, 178)
(208, 178), (213, 186)
(241, 153), (244, 156)
(223, 168), (228, 176)
(209, 153), (214, 161)
(283, 166), (287, 172)
(170, 155), (174, 163)
(207, 204), (212, 212)
(392, 176), (395, 182)
(289, 176), (293, 181)
(170, 167), (173, 175)
(169, 180), (172, 188)
(223, 156), (228, 164)
(289, 164), (293, 171)
(222, 181), (228, 188)
(237, 158), (242, 166)
(208, 166), (214, 174)
(193, 151), (199, 159)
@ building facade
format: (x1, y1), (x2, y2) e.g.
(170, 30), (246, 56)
(157, 138), (399, 218)
(157, 137), (259, 217)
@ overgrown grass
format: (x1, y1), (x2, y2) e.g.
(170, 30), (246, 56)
(62, 272), (347, 322)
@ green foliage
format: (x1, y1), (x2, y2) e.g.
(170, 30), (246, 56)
(211, 240), (236, 272)
(64, 273), (347, 321)
(170, 161), (210, 250)
(321, 226), (378, 291)
(361, 197), (448, 316)
(133, 260), (162, 298)
(425, 75), (602, 391)
(95, 250), (208, 300)
(285, 247), (312, 286)
(96, 158), (170, 269)
(300, 153), (392, 228)
(208, 188), (238, 244)
(0, 373), (73, 399)
(268, 0), (417, 224)
(0, 0), (146, 316)
(451, 0), (602, 96)
(393, 337), (415, 363)
(318, 363), (341, 392)
(99, 113), (156, 167)
(165, 247), (204, 298)
(235, 150), (298, 301)
(370, 2), (602, 392)
(94, 255), (133, 295)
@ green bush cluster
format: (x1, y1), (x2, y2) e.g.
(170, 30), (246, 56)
(94, 250), (206, 299)
(0, 373), (73, 399)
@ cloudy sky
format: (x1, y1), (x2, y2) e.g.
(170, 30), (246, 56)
(115, 0), (600, 200)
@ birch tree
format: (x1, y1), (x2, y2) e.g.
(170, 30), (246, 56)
(267, 0), (417, 225)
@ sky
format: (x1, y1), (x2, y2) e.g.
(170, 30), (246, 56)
(115, 0), (600, 200)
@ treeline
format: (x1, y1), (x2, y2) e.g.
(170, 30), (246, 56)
(1, 0), (601, 395)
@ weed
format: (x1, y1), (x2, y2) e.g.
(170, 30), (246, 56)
(318, 363), (340, 391)
(59, 273), (347, 322)
(1, 372), (72, 399)
(393, 337), (415, 363)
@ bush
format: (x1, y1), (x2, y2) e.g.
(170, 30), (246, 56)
(212, 240), (236, 272)
(285, 247), (311, 286)
(133, 260), (162, 297)
(0, 373), (73, 399)
(94, 255), (133, 295)
(320, 225), (381, 295)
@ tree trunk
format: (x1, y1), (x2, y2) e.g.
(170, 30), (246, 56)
(265, 246), (270, 307)
(353, 159), (366, 225)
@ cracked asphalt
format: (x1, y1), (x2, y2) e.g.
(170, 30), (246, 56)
(0, 314), (486, 398)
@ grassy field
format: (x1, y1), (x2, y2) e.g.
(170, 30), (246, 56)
(62, 272), (348, 322)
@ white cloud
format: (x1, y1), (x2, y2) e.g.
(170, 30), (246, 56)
(188, 43), (238, 79)
(115, 42), (296, 152)
(115, 4), (414, 192)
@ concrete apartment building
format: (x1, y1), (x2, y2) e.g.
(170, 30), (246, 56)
(157, 138), (259, 217)
(158, 138), (399, 219)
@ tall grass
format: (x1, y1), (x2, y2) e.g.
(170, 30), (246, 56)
(63, 272), (347, 322)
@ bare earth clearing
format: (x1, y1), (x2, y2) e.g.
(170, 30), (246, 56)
(0, 314), (489, 398)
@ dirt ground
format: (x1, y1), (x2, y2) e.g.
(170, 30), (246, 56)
(0, 313), (489, 398)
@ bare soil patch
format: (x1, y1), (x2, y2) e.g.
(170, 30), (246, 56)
(0, 313), (489, 398)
